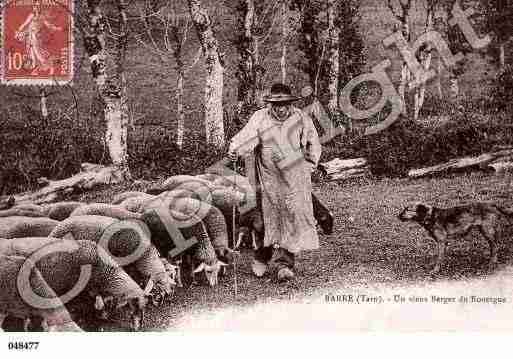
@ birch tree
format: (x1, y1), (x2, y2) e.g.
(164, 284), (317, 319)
(444, 0), (470, 101)
(233, 0), (283, 113)
(82, 0), (130, 178)
(235, 0), (257, 114)
(187, 0), (225, 148)
(413, 0), (436, 120)
(280, 0), (290, 83)
(386, 0), (413, 111)
(326, 0), (340, 119)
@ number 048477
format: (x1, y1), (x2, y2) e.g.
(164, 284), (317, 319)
(7, 341), (40, 350)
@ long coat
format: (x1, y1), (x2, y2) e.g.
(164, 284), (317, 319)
(229, 106), (322, 254)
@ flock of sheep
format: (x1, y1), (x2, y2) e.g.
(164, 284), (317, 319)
(0, 172), (257, 332)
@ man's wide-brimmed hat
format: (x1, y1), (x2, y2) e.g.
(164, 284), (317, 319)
(263, 83), (301, 103)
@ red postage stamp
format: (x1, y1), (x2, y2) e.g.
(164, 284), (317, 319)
(1, 0), (74, 85)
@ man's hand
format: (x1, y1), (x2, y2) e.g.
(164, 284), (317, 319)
(228, 151), (238, 163)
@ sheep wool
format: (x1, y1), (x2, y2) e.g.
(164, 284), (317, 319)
(161, 197), (229, 253)
(43, 202), (83, 221)
(0, 204), (48, 218)
(193, 230), (217, 266)
(70, 203), (143, 221)
(112, 191), (151, 205)
(194, 173), (219, 182)
(0, 238), (145, 314)
(49, 216), (172, 300)
(0, 255), (83, 332)
(0, 216), (60, 239)
(142, 206), (210, 257)
(147, 175), (212, 195)
(120, 195), (158, 214)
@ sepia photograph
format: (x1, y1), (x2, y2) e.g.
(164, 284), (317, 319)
(0, 0), (512, 348)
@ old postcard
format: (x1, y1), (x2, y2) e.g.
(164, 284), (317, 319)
(0, 0), (512, 354)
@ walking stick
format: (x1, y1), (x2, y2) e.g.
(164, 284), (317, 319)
(231, 157), (239, 298)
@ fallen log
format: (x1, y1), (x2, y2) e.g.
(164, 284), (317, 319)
(490, 148), (513, 159)
(0, 164), (128, 207)
(320, 157), (367, 175)
(487, 161), (513, 173)
(408, 153), (497, 179)
(327, 168), (369, 181)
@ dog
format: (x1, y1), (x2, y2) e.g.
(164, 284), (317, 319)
(398, 202), (513, 274)
(234, 207), (263, 251)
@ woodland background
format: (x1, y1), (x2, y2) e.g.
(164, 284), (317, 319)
(1, 0), (512, 194)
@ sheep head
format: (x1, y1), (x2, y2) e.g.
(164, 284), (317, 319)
(148, 272), (176, 306)
(193, 260), (227, 287)
(94, 293), (148, 331)
(162, 258), (181, 287)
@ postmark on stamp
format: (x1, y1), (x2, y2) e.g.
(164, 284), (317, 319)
(1, 0), (73, 85)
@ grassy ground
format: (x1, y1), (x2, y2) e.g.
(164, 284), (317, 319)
(116, 170), (513, 331)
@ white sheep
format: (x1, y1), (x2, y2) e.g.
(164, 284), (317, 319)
(111, 191), (150, 205)
(0, 216), (60, 239)
(69, 203), (143, 221)
(0, 204), (48, 218)
(42, 202), (83, 221)
(141, 195), (229, 287)
(0, 255), (83, 332)
(49, 215), (175, 305)
(192, 228), (226, 287)
(0, 237), (151, 331)
(146, 175), (213, 195)
(119, 194), (159, 213)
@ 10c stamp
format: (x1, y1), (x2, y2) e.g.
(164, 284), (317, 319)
(1, 0), (73, 85)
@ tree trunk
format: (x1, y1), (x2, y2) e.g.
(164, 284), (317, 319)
(254, 40), (265, 108)
(187, 0), (225, 148)
(112, 0), (130, 174)
(83, 0), (129, 177)
(414, 5), (434, 120)
(386, 0), (413, 115)
(409, 153), (498, 179)
(436, 54), (443, 99)
(236, 0), (257, 115)
(398, 22), (411, 114)
(450, 72), (459, 100)
(40, 88), (48, 120)
(83, 0), (107, 90)
(326, 0), (340, 118)
(500, 42), (505, 69)
(0, 164), (126, 206)
(176, 68), (185, 150)
(280, 1), (289, 83)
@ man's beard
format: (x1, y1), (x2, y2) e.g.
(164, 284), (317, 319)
(271, 106), (291, 121)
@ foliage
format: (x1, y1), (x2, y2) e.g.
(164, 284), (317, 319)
(293, 0), (364, 100)
(0, 109), (105, 194)
(338, 1), (365, 87)
(491, 64), (513, 110)
(321, 107), (513, 179)
(480, 0), (513, 45)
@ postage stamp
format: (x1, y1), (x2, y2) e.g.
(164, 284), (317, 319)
(1, 0), (73, 85)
